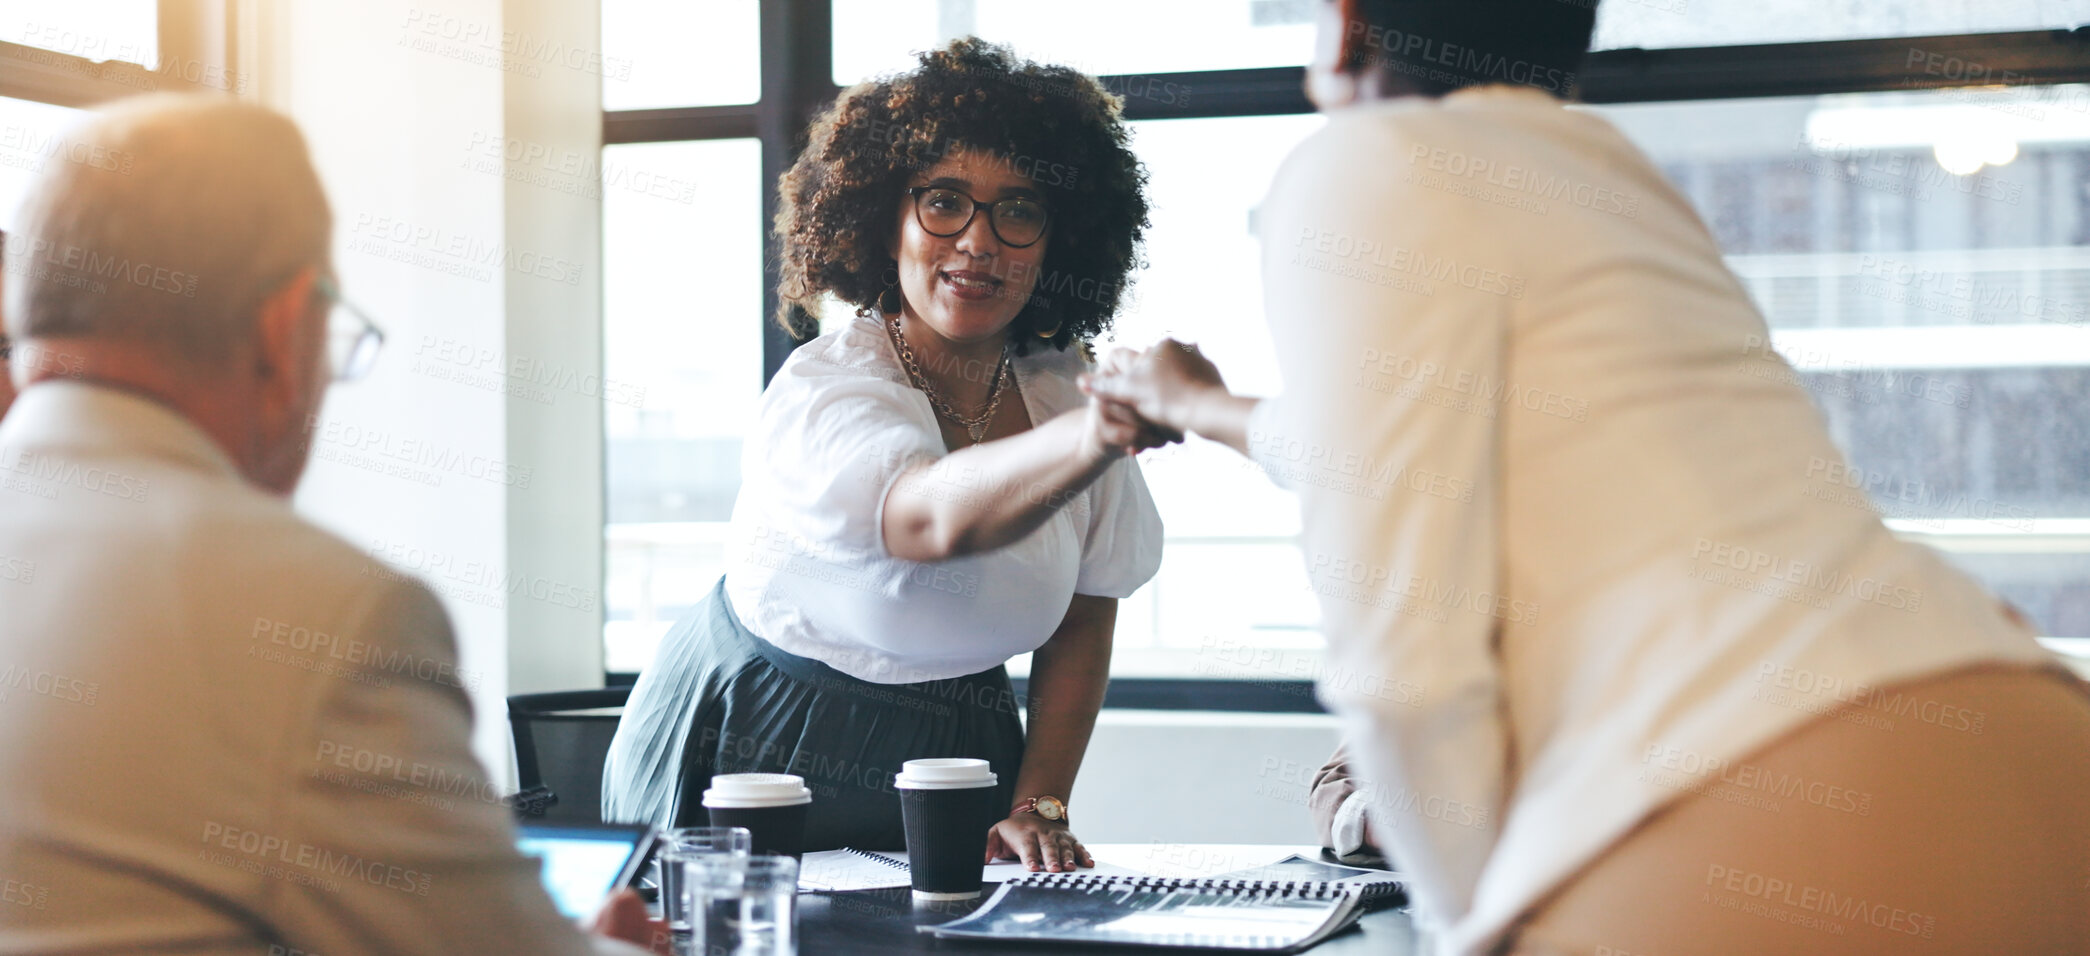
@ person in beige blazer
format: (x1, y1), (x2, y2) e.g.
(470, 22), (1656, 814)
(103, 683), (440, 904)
(1085, 1), (2090, 952)
(0, 96), (653, 955)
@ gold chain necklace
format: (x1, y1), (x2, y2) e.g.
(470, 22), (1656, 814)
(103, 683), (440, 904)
(885, 312), (1011, 445)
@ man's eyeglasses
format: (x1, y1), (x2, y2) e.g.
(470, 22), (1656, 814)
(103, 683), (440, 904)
(907, 186), (1050, 248)
(316, 275), (384, 383)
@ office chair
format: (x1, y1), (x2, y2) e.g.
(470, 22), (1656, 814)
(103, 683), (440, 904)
(506, 686), (633, 823)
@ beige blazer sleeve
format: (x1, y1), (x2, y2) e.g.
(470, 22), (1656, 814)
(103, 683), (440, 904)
(261, 579), (630, 956)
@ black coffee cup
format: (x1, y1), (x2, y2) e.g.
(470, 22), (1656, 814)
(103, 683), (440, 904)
(703, 773), (813, 860)
(895, 758), (999, 900)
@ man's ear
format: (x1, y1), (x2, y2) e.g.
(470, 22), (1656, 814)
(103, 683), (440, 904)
(253, 266), (320, 395)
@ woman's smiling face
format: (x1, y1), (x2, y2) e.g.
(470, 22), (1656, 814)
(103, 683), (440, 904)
(890, 147), (1051, 345)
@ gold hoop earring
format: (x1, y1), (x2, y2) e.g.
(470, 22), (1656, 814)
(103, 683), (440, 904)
(1034, 316), (1062, 339)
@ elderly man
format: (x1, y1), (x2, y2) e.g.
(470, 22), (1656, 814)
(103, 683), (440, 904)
(0, 96), (652, 954)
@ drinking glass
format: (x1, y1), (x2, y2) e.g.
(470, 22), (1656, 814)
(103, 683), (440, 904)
(677, 853), (799, 956)
(734, 856), (800, 956)
(660, 826), (751, 951)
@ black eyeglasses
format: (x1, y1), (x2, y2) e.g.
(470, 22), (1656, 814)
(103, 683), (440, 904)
(907, 186), (1050, 248)
(315, 275), (385, 383)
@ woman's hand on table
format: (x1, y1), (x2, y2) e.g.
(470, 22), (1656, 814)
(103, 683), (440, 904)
(986, 814), (1096, 873)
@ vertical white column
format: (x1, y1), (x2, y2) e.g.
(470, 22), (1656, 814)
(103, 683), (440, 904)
(499, 0), (607, 701)
(258, 0), (611, 787)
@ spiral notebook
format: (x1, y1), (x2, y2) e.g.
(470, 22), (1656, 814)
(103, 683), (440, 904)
(797, 848), (911, 891)
(923, 857), (1405, 952)
(797, 847), (1146, 892)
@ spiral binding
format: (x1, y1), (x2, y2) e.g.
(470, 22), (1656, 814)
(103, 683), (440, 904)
(1007, 871), (1354, 901)
(843, 847), (909, 870)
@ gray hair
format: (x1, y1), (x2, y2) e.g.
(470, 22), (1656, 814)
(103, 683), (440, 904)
(4, 94), (331, 366)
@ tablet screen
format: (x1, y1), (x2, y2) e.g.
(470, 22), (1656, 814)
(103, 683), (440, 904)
(518, 824), (650, 919)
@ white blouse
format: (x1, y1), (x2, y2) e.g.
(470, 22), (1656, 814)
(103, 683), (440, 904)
(723, 313), (1164, 685)
(1248, 86), (2058, 954)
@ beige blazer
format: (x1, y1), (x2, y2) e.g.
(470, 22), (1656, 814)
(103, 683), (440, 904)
(1248, 84), (2055, 953)
(0, 383), (639, 955)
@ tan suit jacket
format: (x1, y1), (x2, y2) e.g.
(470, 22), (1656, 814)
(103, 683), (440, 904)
(0, 383), (638, 955)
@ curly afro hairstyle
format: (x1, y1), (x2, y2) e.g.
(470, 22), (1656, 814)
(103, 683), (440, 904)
(774, 38), (1150, 356)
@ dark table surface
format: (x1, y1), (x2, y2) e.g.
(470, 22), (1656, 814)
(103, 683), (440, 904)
(797, 885), (1421, 954)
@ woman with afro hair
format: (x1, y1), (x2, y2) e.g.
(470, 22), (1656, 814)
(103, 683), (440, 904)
(605, 39), (1171, 872)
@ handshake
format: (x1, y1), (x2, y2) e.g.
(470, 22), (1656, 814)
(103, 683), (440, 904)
(1075, 338), (1237, 460)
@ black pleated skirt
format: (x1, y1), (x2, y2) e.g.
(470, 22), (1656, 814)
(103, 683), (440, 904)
(601, 577), (1026, 851)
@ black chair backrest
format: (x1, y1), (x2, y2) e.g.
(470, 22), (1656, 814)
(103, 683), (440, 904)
(508, 687), (632, 824)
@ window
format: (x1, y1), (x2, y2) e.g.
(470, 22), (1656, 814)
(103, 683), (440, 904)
(602, 139), (765, 673)
(601, 0), (758, 110)
(1592, 85), (2090, 637)
(832, 0), (1316, 86)
(0, 2), (232, 113)
(602, 3), (2090, 697)
(1098, 114), (1327, 677)
(1593, 0), (2090, 51)
(0, 0), (158, 69)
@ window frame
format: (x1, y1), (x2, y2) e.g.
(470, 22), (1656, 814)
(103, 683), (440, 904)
(600, 4), (2090, 709)
(0, 0), (234, 107)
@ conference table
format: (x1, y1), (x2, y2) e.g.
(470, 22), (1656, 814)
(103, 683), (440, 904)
(794, 843), (1422, 954)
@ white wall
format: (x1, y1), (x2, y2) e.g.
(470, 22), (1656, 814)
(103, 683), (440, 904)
(250, 0), (605, 783)
(1074, 711), (1343, 846)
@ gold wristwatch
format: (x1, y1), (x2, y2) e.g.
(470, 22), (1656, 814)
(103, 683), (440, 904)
(1012, 795), (1068, 823)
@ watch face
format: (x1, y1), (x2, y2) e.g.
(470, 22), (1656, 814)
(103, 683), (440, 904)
(1039, 797), (1064, 820)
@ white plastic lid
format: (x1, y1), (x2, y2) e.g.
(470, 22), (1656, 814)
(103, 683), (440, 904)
(893, 758), (997, 790)
(702, 773), (812, 808)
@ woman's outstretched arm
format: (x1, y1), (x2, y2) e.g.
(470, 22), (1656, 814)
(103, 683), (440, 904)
(882, 399), (1168, 562)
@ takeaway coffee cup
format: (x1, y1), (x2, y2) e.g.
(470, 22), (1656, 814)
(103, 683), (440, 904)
(894, 758), (999, 901)
(703, 773), (813, 860)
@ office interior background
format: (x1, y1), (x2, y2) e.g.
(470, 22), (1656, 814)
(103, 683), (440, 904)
(4, 0), (2086, 844)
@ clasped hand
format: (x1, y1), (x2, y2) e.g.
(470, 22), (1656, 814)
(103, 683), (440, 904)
(1080, 338), (1230, 448)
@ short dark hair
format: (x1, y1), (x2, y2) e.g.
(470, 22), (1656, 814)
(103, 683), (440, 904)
(1339, 0), (1598, 99)
(774, 38), (1149, 356)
